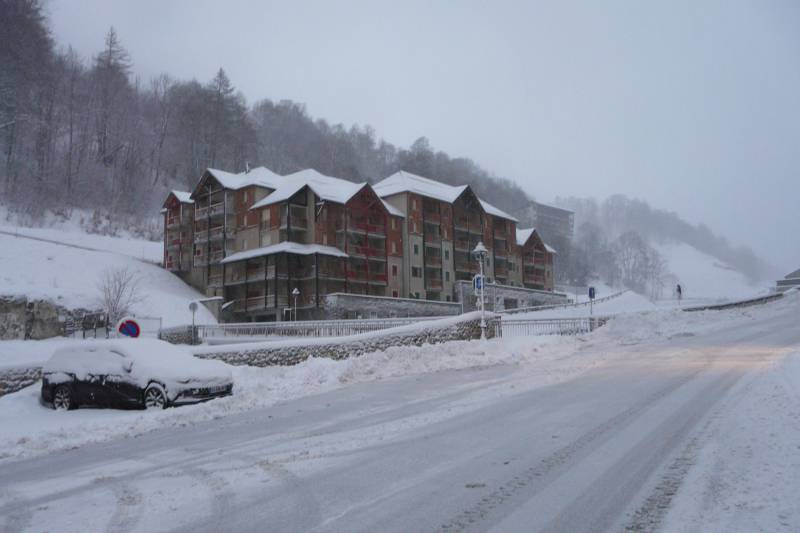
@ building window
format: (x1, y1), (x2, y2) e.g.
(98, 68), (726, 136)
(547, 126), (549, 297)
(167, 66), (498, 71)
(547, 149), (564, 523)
(392, 290), (399, 298)
(391, 218), (397, 230)
(446, 295), (451, 302)
(413, 244), (419, 255)
(444, 249), (449, 260)
(445, 271), (450, 282)
(412, 267), (421, 278)
(391, 241), (397, 254)
(392, 265), (398, 276)
(411, 199), (417, 210)
(414, 292), (420, 299)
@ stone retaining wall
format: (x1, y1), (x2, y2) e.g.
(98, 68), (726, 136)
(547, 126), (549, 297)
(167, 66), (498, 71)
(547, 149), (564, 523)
(322, 293), (462, 319)
(193, 314), (496, 367)
(0, 297), (66, 340)
(455, 281), (568, 312)
(158, 325), (198, 345)
(0, 366), (42, 397)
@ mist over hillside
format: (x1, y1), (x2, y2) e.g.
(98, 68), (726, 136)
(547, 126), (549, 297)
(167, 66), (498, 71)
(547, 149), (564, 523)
(555, 195), (772, 285)
(1, 0), (770, 287)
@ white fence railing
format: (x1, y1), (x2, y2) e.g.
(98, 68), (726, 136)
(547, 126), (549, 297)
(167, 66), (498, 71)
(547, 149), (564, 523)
(498, 290), (628, 316)
(496, 316), (609, 337)
(193, 316), (448, 341)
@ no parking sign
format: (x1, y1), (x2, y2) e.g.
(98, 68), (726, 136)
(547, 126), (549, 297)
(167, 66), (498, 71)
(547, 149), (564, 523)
(117, 317), (141, 338)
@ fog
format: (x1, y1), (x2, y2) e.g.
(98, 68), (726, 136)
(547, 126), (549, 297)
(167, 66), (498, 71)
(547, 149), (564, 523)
(47, 0), (800, 273)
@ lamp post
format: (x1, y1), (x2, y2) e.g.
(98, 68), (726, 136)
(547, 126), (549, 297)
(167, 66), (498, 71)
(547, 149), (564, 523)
(292, 287), (300, 321)
(472, 242), (489, 340)
(188, 301), (198, 344)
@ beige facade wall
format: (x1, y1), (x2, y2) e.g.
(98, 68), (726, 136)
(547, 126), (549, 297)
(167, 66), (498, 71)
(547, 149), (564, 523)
(408, 233), (425, 299)
(441, 240), (455, 301)
(235, 226), (259, 253)
(387, 256), (403, 297)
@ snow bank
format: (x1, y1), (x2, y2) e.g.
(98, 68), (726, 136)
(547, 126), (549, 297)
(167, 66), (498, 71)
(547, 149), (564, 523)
(0, 338), (79, 372)
(0, 228), (214, 327)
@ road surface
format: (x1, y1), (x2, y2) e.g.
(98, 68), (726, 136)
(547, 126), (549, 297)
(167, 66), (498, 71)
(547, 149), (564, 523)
(1, 305), (798, 532)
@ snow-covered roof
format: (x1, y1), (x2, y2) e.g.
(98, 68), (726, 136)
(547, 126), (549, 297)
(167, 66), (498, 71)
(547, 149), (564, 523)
(171, 190), (194, 204)
(220, 241), (349, 264)
(250, 169), (368, 210)
(381, 200), (405, 218)
(374, 171), (518, 222)
(516, 228), (537, 246)
(785, 268), (800, 279)
(373, 171), (469, 204)
(204, 166), (286, 192)
(480, 199), (518, 222)
(544, 242), (557, 254)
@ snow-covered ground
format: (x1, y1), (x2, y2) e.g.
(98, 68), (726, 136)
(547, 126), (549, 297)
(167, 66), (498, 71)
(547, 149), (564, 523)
(0, 292), (798, 532)
(1, 292), (797, 466)
(0, 223), (214, 327)
(655, 241), (768, 301)
(510, 289), (658, 319)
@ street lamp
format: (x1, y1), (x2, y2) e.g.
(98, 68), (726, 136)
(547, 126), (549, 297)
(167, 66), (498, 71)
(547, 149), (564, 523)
(291, 287), (300, 321)
(472, 242), (489, 340)
(188, 301), (198, 344)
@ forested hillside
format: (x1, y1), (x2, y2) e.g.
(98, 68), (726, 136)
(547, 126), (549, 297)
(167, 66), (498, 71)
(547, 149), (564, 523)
(0, 0), (770, 286)
(556, 195), (768, 286)
(0, 0), (528, 221)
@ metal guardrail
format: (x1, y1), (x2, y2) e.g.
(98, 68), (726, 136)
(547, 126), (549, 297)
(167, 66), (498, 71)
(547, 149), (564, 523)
(191, 316), (449, 340)
(683, 292), (783, 312)
(498, 290), (629, 315)
(495, 316), (609, 337)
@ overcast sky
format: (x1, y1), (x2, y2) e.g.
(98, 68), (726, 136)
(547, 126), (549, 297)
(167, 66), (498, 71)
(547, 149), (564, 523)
(47, 0), (800, 273)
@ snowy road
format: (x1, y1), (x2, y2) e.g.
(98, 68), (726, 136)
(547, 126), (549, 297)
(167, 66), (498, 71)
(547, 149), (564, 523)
(2, 303), (799, 532)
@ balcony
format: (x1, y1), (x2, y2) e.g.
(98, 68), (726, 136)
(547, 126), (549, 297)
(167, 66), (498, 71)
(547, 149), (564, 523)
(351, 245), (386, 260)
(369, 273), (388, 285)
(347, 270), (369, 282)
(455, 260), (476, 273)
(352, 221), (385, 235)
(194, 202), (226, 220)
(423, 211), (441, 224)
(208, 251), (224, 264)
(423, 231), (441, 244)
(425, 277), (443, 290)
(166, 217), (182, 229)
(424, 255), (442, 268)
(454, 239), (472, 252)
(318, 269), (346, 280)
(166, 236), (184, 249)
(208, 275), (223, 288)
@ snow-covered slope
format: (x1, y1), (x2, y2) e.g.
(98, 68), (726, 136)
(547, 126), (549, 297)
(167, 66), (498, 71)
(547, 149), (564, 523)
(511, 289), (657, 319)
(0, 226), (214, 327)
(655, 242), (765, 301)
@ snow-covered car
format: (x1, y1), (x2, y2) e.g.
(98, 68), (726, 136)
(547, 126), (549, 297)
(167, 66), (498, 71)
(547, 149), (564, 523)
(40, 338), (233, 410)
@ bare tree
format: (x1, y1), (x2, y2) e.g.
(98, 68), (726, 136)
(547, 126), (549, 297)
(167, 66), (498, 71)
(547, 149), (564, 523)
(97, 266), (144, 324)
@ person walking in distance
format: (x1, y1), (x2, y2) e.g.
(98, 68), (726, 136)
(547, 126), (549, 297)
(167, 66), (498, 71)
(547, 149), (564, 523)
(676, 283), (683, 303)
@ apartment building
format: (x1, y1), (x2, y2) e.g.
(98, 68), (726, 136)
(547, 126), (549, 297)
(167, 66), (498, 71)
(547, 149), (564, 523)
(162, 191), (194, 274)
(516, 228), (556, 291)
(218, 169), (404, 319)
(162, 166), (558, 321)
(373, 171), (524, 301)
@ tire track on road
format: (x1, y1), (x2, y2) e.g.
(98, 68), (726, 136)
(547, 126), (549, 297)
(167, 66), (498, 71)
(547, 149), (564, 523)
(437, 352), (717, 532)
